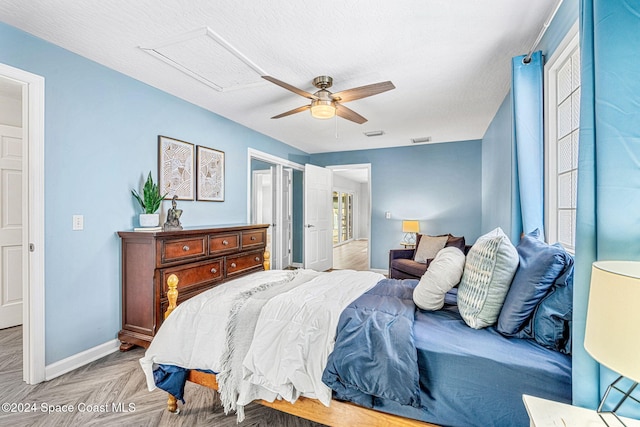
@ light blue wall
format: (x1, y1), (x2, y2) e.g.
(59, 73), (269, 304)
(481, 95), (519, 241)
(0, 22), (309, 364)
(311, 140), (482, 270)
(481, 0), (579, 242)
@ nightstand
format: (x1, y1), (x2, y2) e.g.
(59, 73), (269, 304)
(523, 394), (640, 427)
(399, 242), (416, 249)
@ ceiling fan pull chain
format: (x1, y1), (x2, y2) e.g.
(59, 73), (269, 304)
(335, 113), (339, 139)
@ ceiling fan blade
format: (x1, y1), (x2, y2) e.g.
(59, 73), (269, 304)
(335, 103), (367, 124)
(262, 76), (319, 100)
(332, 81), (395, 103)
(271, 105), (311, 119)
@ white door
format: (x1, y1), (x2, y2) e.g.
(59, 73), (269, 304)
(281, 168), (292, 268)
(304, 164), (333, 271)
(252, 169), (277, 267)
(0, 124), (22, 329)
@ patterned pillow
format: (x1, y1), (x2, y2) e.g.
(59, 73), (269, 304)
(457, 227), (519, 329)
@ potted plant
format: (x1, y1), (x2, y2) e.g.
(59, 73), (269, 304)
(132, 171), (167, 227)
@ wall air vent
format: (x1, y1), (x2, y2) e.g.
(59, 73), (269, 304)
(410, 136), (432, 144)
(363, 130), (385, 137)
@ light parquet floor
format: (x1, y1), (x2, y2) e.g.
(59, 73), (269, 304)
(0, 326), (326, 427)
(332, 240), (369, 271)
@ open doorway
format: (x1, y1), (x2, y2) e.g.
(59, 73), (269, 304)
(0, 64), (45, 385)
(328, 164), (371, 271)
(248, 149), (303, 270)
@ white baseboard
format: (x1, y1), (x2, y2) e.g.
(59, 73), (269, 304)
(45, 339), (120, 381)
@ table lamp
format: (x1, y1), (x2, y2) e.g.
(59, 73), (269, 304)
(584, 261), (640, 426)
(401, 220), (420, 245)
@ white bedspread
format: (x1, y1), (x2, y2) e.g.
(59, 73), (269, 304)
(240, 269), (384, 407)
(139, 268), (383, 416)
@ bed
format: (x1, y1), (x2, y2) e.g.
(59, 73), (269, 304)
(139, 240), (573, 427)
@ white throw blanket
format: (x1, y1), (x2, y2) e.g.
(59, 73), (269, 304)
(140, 270), (306, 388)
(139, 268), (384, 419)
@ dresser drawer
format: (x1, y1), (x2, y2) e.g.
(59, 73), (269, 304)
(226, 250), (264, 277)
(160, 258), (224, 298)
(242, 229), (266, 250)
(209, 233), (240, 254)
(161, 236), (207, 264)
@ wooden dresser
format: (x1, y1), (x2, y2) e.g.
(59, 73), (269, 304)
(117, 223), (269, 350)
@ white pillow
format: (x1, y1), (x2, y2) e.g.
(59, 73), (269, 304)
(413, 235), (448, 263)
(413, 247), (466, 311)
(457, 227), (519, 329)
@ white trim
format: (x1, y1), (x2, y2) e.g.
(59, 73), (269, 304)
(247, 148), (304, 224)
(247, 149), (304, 269)
(544, 21), (579, 247)
(327, 164), (372, 269)
(45, 340), (120, 381)
(0, 62), (46, 385)
(247, 148), (304, 171)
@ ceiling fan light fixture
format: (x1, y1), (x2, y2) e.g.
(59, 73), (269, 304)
(310, 99), (336, 119)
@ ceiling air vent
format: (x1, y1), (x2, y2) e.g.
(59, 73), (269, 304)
(364, 130), (385, 137)
(411, 136), (432, 144)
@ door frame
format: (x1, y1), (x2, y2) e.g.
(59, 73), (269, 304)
(327, 164), (372, 270)
(247, 149), (303, 269)
(0, 62), (46, 384)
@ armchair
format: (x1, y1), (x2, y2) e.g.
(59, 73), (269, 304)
(389, 234), (469, 280)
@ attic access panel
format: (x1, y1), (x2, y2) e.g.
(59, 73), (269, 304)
(141, 27), (267, 92)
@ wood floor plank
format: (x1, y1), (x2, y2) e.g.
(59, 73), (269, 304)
(332, 239), (369, 271)
(0, 326), (327, 426)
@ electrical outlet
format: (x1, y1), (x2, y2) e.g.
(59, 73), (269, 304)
(72, 215), (84, 230)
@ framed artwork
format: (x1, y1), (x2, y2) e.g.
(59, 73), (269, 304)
(158, 135), (194, 200)
(196, 145), (225, 202)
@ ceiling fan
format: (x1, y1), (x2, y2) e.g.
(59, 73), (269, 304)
(262, 75), (395, 124)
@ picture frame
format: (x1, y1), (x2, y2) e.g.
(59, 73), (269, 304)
(158, 135), (194, 200)
(196, 145), (225, 202)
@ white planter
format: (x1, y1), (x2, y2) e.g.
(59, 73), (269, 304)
(139, 213), (159, 227)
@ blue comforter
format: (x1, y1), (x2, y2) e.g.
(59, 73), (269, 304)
(322, 280), (572, 427)
(322, 278), (421, 409)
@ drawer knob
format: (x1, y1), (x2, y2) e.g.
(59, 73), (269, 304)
(230, 262), (237, 268)
(254, 257), (260, 262)
(222, 240), (229, 246)
(210, 267), (217, 274)
(251, 236), (256, 241)
(182, 245), (190, 251)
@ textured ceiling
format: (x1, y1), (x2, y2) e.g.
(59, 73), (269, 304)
(0, 1), (557, 153)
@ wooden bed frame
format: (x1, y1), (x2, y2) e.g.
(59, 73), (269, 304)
(161, 265), (437, 427)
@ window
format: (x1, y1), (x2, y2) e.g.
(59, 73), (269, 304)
(332, 191), (354, 245)
(545, 24), (579, 252)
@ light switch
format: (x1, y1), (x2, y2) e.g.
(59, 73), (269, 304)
(385, 211), (391, 219)
(73, 215), (84, 230)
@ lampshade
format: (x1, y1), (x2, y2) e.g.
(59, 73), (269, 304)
(310, 99), (336, 119)
(402, 220), (420, 233)
(584, 261), (640, 384)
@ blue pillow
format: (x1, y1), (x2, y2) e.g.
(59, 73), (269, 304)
(497, 230), (571, 336)
(516, 254), (574, 354)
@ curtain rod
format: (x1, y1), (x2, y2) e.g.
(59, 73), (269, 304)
(524, 0), (564, 63)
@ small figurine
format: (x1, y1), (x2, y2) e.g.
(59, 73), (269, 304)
(164, 195), (183, 231)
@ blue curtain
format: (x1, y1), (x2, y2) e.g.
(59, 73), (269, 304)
(573, 0), (640, 414)
(511, 50), (544, 237)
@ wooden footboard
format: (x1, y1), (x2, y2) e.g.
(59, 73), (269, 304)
(162, 259), (437, 427)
